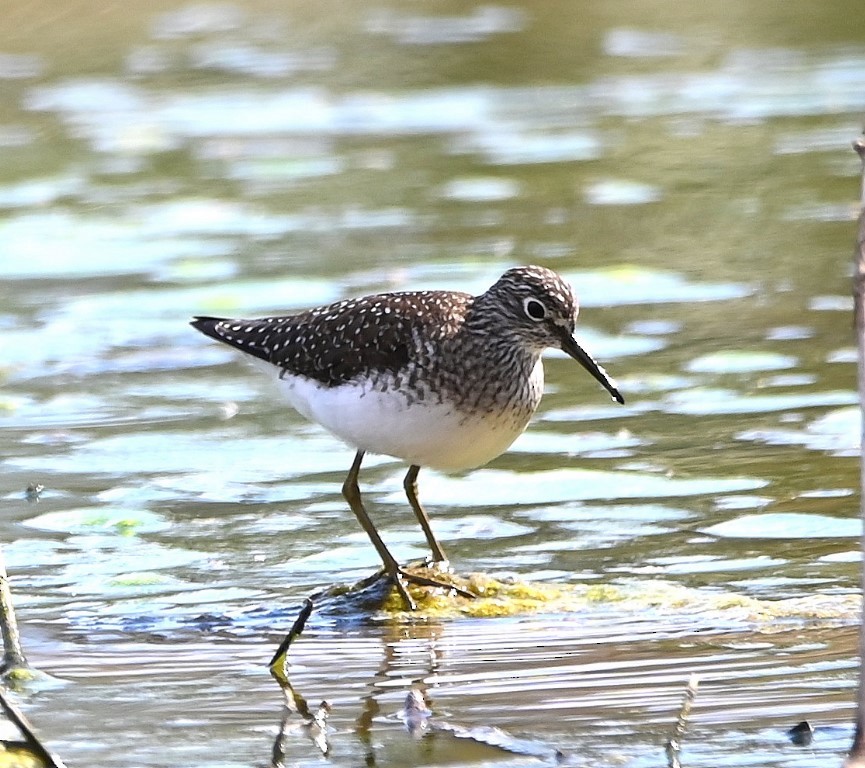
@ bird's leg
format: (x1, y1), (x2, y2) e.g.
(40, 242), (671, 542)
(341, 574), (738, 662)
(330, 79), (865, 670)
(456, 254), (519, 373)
(403, 465), (449, 566)
(342, 451), (415, 608)
(341, 451), (474, 607)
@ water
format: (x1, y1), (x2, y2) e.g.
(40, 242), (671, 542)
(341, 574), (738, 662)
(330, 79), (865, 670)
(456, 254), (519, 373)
(0, 0), (863, 765)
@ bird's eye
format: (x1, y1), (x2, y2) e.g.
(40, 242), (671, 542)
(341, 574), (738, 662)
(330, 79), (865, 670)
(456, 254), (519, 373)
(523, 298), (547, 321)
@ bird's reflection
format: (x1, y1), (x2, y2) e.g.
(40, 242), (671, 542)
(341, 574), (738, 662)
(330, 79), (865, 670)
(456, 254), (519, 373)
(266, 598), (563, 767)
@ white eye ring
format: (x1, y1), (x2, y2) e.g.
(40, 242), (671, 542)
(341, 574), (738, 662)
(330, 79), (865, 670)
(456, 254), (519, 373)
(523, 297), (547, 321)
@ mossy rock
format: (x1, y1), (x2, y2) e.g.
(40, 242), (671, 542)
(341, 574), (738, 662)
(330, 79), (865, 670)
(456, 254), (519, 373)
(333, 566), (859, 627)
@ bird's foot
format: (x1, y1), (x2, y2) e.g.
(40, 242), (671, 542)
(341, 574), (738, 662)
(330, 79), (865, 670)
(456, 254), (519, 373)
(386, 565), (476, 610)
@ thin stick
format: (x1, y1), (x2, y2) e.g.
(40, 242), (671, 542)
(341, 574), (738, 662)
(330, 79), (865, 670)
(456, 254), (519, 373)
(269, 598), (313, 684)
(0, 688), (68, 768)
(0, 547), (29, 675)
(666, 674), (699, 768)
(845, 136), (865, 768)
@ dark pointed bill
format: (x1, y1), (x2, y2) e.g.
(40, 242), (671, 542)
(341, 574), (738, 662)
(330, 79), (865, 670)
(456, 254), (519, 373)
(560, 333), (625, 405)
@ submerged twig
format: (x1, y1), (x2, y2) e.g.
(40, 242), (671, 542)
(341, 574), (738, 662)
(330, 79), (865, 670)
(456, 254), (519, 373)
(271, 695), (331, 767)
(0, 687), (67, 768)
(844, 135), (865, 768)
(665, 674), (699, 768)
(306, 701), (331, 755)
(399, 688), (565, 760)
(268, 599), (332, 766)
(401, 689), (432, 739)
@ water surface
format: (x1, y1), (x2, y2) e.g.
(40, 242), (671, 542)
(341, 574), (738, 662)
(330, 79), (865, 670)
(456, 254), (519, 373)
(0, 1), (863, 765)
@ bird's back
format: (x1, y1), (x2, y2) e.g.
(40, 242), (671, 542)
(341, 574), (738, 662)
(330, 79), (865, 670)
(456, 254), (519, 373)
(191, 289), (475, 388)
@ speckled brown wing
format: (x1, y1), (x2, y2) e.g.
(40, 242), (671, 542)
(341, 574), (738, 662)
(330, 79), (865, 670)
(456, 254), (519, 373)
(191, 290), (472, 387)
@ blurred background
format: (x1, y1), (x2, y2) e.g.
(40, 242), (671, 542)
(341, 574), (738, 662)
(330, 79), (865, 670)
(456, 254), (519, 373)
(0, 1), (864, 766)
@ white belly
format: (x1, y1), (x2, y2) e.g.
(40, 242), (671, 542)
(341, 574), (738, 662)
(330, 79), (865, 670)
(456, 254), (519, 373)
(256, 360), (543, 471)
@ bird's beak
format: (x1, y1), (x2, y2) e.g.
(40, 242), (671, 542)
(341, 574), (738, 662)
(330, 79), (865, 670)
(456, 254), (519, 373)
(560, 333), (625, 405)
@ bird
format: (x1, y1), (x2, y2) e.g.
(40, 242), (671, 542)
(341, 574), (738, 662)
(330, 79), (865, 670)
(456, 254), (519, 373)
(191, 265), (624, 608)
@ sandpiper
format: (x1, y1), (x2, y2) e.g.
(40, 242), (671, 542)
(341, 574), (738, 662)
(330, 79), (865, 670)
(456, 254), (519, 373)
(191, 265), (624, 608)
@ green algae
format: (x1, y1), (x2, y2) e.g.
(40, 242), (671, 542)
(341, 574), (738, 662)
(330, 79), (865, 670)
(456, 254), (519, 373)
(108, 572), (169, 587)
(24, 507), (166, 536)
(2, 667), (43, 686)
(583, 584), (627, 603)
(0, 665), (61, 693)
(365, 567), (860, 627)
(80, 512), (141, 535)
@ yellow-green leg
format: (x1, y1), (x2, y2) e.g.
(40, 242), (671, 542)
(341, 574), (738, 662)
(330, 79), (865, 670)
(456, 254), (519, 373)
(403, 465), (448, 565)
(341, 451), (473, 608)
